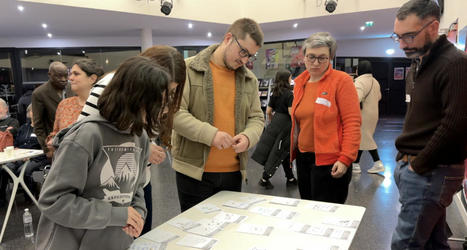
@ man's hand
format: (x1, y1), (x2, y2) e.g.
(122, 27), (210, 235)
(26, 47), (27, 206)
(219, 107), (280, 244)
(211, 131), (234, 150)
(125, 207), (144, 237)
(232, 134), (249, 153)
(148, 143), (166, 164)
(331, 161), (348, 178)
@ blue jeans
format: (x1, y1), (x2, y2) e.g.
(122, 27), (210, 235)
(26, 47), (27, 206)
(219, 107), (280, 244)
(392, 161), (464, 250)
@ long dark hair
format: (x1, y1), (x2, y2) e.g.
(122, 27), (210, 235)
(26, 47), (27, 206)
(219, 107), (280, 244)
(272, 70), (292, 97)
(140, 45), (186, 148)
(98, 56), (170, 138)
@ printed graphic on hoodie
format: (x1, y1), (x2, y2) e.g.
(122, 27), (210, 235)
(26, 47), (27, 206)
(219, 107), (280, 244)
(100, 142), (141, 205)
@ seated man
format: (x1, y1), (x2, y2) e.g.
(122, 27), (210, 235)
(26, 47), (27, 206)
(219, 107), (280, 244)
(0, 104), (47, 205)
(0, 98), (18, 134)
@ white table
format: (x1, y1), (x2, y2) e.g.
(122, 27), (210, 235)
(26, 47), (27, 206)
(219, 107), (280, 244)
(0, 149), (44, 243)
(131, 191), (366, 250)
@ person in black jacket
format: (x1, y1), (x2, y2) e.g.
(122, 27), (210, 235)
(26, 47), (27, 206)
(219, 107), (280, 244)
(391, 1), (467, 249)
(252, 70), (297, 189)
(0, 104), (48, 205)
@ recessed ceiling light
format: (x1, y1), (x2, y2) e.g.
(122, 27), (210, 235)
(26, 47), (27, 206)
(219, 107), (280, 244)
(47, 33), (53, 38)
(207, 32), (212, 38)
(42, 23), (47, 29)
(360, 26), (365, 31)
(188, 23), (193, 29)
(17, 5), (24, 12)
(82, 50), (85, 54)
(293, 23), (298, 28)
(386, 49), (395, 55)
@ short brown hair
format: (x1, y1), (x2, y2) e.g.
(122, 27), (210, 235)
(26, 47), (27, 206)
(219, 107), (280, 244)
(140, 45), (186, 148)
(397, 0), (440, 21)
(227, 18), (264, 46)
(98, 56), (170, 138)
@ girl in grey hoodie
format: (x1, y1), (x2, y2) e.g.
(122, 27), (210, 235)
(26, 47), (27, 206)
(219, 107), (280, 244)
(36, 56), (171, 250)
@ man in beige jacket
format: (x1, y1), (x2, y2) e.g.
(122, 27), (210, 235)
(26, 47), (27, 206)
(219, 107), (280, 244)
(172, 18), (265, 211)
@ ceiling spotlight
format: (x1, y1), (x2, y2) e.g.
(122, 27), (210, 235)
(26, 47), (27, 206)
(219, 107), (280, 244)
(160, 0), (173, 15)
(207, 32), (212, 38)
(47, 33), (53, 38)
(42, 23), (47, 29)
(188, 23), (193, 29)
(82, 50), (86, 54)
(360, 26), (365, 31)
(293, 23), (298, 28)
(386, 49), (395, 55)
(324, 0), (338, 13)
(17, 5), (24, 12)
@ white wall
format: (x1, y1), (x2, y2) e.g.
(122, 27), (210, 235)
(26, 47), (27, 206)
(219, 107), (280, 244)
(336, 38), (405, 58)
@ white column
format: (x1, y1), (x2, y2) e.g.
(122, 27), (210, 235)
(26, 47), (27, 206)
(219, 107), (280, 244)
(141, 28), (153, 51)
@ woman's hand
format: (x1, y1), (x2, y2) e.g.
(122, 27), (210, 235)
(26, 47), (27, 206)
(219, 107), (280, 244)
(125, 207), (144, 237)
(331, 161), (348, 178)
(148, 143), (166, 164)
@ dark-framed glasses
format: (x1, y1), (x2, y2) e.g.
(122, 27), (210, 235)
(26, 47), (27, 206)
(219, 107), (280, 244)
(391, 19), (435, 44)
(305, 54), (329, 64)
(233, 35), (256, 62)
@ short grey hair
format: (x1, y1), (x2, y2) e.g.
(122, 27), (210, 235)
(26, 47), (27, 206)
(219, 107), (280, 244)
(303, 32), (337, 59)
(0, 98), (7, 109)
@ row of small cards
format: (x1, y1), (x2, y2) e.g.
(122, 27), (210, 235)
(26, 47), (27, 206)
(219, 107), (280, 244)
(277, 222), (351, 240)
(167, 211), (246, 237)
(223, 196), (266, 209)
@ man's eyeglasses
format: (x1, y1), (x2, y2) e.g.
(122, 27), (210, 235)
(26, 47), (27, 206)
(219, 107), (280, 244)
(305, 55), (329, 64)
(391, 19), (435, 44)
(233, 35), (256, 62)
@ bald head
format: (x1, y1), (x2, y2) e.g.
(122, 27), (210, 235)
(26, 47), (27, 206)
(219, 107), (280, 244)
(48, 61), (68, 90)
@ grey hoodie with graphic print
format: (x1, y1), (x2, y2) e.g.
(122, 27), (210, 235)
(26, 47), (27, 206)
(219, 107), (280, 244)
(36, 115), (149, 250)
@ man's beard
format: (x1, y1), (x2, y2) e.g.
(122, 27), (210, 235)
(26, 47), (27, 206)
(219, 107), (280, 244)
(222, 53), (236, 71)
(404, 34), (434, 58)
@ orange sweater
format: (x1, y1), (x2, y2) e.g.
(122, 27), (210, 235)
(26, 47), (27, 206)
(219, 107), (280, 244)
(290, 65), (361, 166)
(204, 61), (240, 172)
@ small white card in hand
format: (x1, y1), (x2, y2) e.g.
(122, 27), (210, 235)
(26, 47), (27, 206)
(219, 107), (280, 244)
(237, 223), (273, 236)
(186, 219), (227, 237)
(129, 241), (166, 250)
(140, 229), (178, 243)
(306, 203), (339, 212)
(176, 235), (217, 249)
(305, 226), (333, 237)
(322, 218), (359, 228)
(223, 200), (250, 209)
(270, 197), (300, 206)
(329, 229), (351, 240)
(275, 210), (297, 220)
(250, 206), (281, 217)
(213, 211), (246, 223)
(196, 203), (221, 214)
(168, 217), (200, 231)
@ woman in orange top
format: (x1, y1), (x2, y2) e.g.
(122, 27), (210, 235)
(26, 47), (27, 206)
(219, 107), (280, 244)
(290, 32), (361, 204)
(46, 59), (103, 155)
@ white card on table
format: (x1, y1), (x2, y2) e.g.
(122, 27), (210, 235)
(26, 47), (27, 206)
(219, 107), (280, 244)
(129, 241), (166, 250)
(196, 203), (221, 214)
(167, 217), (200, 231)
(176, 235), (217, 249)
(275, 210), (297, 220)
(270, 197), (300, 206)
(213, 211), (246, 223)
(186, 219), (227, 237)
(305, 226), (333, 237)
(322, 218), (359, 228)
(306, 203), (339, 212)
(223, 200), (250, 209)
(329, 229), (351, 240)
(250, 206), (281, 217)
(140, 229), (178, 243)
(237, 223), (273, 236)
